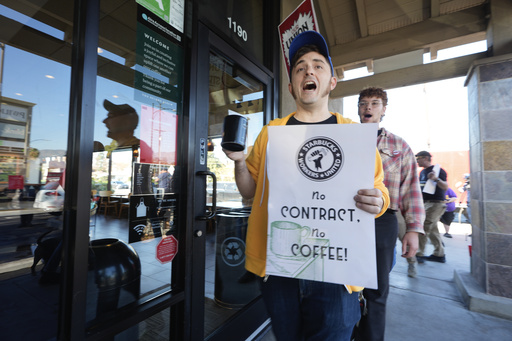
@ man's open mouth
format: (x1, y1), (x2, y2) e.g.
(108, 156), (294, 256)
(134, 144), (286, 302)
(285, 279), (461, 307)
(364, 114), (372, 118)
(303, 81), (316, 90)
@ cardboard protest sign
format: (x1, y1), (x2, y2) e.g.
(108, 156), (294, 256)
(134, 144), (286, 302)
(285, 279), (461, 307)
(278, 0), (319, 77)
(266, 123), (378, 288)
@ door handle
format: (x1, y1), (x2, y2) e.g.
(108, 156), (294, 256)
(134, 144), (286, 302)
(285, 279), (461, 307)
(196, 170), (216, 220)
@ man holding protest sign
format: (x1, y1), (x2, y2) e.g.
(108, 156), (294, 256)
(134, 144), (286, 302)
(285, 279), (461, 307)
(354, 87), (425, 341)
(223, 30), (389, 340)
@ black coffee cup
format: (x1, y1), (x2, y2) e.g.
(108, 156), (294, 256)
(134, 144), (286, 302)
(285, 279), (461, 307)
(221, 115), (248, 152)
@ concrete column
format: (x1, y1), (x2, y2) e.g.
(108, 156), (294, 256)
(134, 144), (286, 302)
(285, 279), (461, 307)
(465, 54), (512, 299)
(487, 0), (512, 56)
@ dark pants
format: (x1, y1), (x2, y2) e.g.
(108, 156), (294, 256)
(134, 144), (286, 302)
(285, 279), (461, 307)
(354, 211), (398, 341)
(42, 241), (62, 273)
(261, 276), (360, 341)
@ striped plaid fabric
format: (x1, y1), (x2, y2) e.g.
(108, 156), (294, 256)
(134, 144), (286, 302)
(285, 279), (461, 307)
(377, 128), (425, 234)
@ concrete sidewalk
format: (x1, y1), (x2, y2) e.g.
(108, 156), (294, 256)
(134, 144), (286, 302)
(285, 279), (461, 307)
(386, 222), (512, 340)
(259, 222), (512, 340)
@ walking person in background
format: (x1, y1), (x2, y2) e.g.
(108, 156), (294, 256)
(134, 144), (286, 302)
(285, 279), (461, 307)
(353, 87), (425, 341)
(223, 31), (389, 341)
(441, 187), (458, 238)
(458, 173), (471, 224)
(416, 151), (448, 263)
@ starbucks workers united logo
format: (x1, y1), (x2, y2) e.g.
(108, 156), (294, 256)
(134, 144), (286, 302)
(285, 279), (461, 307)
(297, 136), (344, 181)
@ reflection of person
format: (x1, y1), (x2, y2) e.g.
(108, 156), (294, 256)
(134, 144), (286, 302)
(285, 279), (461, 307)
(39, 241), (62, 285)
(170, 165), (179, 194)
(134, 163), (153, 195)
(416, 151), (448, 263)
(157, 168), (172, 193)
(222, 31), (389, 340)
(102, 100), (140, 148)
(440, 187), (457, 238)
(354, 87), (425, 341)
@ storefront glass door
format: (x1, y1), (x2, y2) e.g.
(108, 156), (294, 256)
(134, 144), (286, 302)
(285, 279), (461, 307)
(195, 28), (273, 340)
(1, 0), (275, 338)
(204, 50), (264, 336)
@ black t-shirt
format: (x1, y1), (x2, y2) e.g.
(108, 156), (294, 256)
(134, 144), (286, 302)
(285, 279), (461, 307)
(419, 165), (447, 201)
(286, 115), (337, 125)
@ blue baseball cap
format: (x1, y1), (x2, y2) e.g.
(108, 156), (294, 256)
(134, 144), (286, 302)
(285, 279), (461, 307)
(288, 30), (334, 76)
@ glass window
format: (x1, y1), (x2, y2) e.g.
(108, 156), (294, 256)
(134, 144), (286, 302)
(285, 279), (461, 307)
(86, 2), (185, 324)
(0, 1), (73, 339)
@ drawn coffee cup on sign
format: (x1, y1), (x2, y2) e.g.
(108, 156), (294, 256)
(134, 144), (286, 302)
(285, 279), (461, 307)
(270, 221), (310, 258)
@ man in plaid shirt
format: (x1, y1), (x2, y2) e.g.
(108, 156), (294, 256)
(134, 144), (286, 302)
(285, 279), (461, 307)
(353, 87), (425, 341)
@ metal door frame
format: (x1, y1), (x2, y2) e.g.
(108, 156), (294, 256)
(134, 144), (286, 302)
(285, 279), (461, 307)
(186, 21), (274, 340)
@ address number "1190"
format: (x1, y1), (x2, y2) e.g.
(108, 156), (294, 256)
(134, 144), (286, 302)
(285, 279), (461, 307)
(227, 17), (248, 42)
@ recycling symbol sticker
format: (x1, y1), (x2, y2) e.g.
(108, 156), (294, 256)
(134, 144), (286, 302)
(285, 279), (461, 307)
(221, 237), (245, 267)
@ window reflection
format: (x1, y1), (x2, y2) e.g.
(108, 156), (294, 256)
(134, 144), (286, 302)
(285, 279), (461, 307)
(88, 4), (184, 306)
(1, 0), (185, 337)
(0, 46), (70, 231)
(0, 3), (72, 339)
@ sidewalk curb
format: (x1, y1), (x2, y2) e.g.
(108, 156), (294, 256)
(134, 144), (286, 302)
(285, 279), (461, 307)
(454, 270), (512, 321)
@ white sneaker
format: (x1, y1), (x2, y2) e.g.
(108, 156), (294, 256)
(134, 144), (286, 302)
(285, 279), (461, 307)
(408, 262), (417, 278)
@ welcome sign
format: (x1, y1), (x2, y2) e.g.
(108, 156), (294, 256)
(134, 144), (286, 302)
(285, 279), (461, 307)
(266, 123), (379, 288)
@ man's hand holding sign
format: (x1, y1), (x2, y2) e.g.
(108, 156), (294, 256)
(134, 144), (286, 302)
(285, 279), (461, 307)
(354, 188), (385, 215)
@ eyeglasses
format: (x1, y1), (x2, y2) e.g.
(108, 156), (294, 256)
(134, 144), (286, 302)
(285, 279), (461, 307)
(358, 101), (383, 107)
